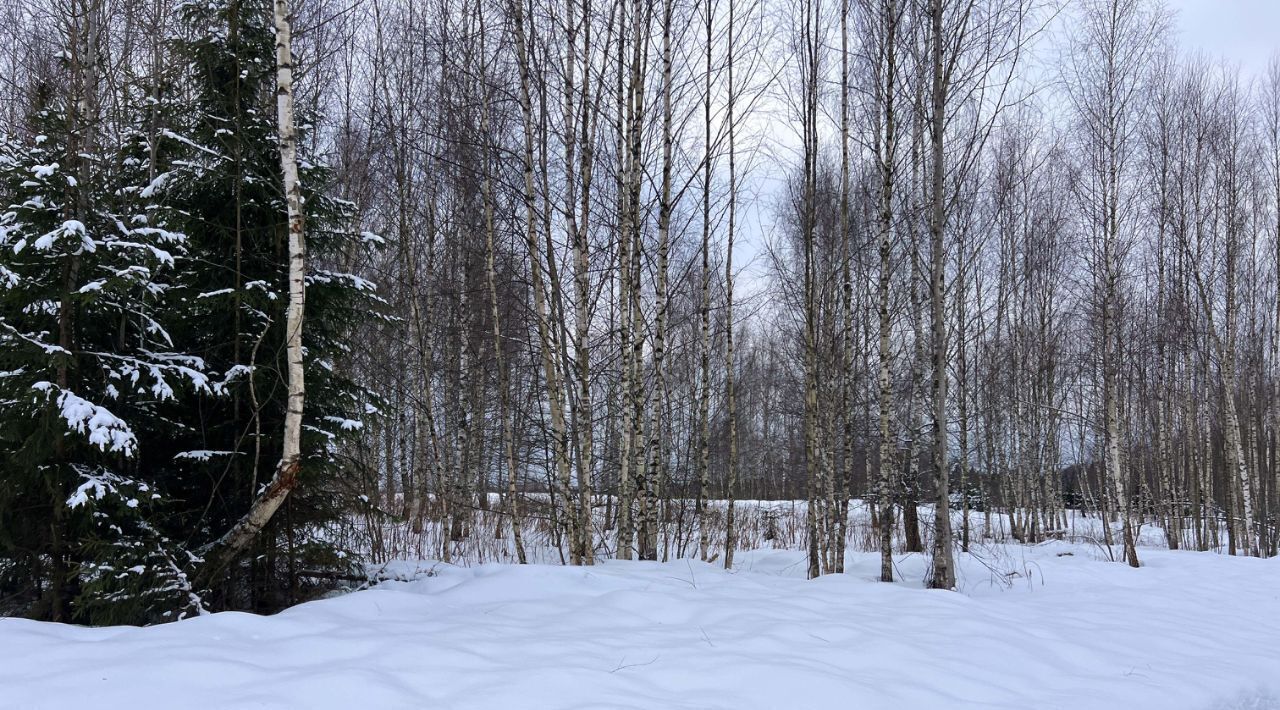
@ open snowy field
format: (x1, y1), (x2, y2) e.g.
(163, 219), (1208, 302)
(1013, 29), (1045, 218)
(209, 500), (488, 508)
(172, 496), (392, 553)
(2, 541), (1277, 710)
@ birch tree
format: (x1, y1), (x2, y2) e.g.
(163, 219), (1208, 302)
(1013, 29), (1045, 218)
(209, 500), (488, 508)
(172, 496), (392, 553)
(196, 0), (309, 585)
(1062, 0), (1165, 568)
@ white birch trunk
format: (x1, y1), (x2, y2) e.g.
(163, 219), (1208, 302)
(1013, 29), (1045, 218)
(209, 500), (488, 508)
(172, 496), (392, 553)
(197, 0), (306, 585)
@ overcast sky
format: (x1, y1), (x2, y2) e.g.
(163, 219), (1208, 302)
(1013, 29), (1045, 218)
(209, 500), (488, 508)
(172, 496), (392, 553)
(1168, 0), (1279, 76)
(728, 0), (1279, 292)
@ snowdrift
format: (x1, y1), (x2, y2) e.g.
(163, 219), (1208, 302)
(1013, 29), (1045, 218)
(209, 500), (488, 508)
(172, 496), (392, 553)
(3, 541), (1279, 709)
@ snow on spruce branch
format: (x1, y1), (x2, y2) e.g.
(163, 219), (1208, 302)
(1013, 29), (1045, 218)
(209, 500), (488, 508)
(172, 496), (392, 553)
(306, 269), (377, 292)
(16, 219), (98, 255)
(32, 381), (137, 455)
(93, 350), (214, 399)
(66, 467), (147, 509)
(0, 319), (71, 356)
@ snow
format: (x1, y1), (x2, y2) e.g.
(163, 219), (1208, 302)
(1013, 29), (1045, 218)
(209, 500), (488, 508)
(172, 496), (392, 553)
(105, 238), (177, 266)
(66, 469), (139, 509)
(196, 288), (234, 299)
(307, 268), (377, 292)
(139, 170), (172, 199)
(29, 219), (96, 254)
(323, 415), (364, 431)
(66, 473), (118, 508)
(31, 381), (136, 454)
(1, 541), (1277, 709)
(243, 280), (278, 299)
(173, 450), (238, 462)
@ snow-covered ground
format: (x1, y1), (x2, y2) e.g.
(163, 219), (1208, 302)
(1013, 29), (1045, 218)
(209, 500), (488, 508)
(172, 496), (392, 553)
(2, 540), (1278, 709)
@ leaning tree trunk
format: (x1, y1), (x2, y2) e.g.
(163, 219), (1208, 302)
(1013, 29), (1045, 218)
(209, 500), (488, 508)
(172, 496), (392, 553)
(197, 0), (306, 588)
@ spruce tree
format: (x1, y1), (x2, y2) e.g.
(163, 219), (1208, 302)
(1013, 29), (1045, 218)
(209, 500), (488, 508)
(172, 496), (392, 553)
(0, 0), (378, 623)
(141, 0), (380, 611)
(0, 88), (211, 623)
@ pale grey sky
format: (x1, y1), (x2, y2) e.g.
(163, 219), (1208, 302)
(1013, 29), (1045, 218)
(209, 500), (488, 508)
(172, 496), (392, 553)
(1168, 0), (1279, 76)
(730, 0), (1279, 297)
